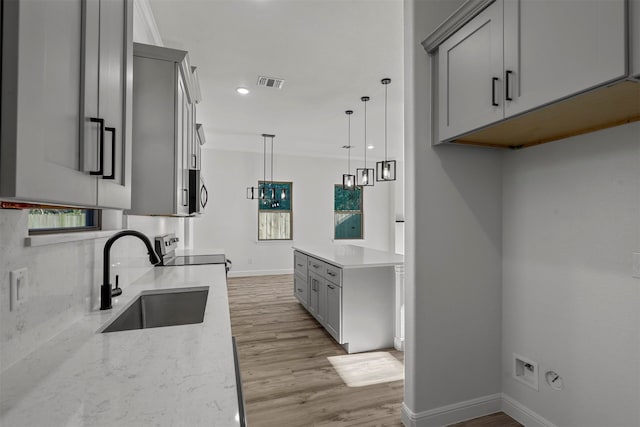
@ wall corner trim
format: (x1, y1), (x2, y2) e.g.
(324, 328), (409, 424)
(501, 393), (558, 427)
(401, 393), (502, 426)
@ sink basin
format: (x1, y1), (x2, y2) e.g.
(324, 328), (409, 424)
(100, 286), (209, 333)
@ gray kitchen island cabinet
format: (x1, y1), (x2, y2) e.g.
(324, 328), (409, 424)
(293, 245), (404, 354)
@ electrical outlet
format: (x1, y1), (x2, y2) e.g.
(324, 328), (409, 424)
(632, 253), (640, 279)
(10, 268), (28, 311)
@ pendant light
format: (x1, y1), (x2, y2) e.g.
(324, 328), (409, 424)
(246, 134), (269, 199)
(342, 110), (356, 190)
(268, 134), (283, 208)
(356, 96), (374, 186)
(376, 78), (396, 182)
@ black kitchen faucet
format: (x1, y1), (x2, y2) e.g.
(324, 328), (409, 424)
(101, 230), (160, 310)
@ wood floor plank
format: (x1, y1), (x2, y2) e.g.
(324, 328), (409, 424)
(227, 274), (521, 427)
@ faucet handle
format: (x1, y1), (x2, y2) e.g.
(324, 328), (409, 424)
(112, 275), (123, 297)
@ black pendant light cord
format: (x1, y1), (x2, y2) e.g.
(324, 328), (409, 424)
(384, 80), (388, 161)
(348, 113), (351, 174)
(364, 98), (368, 167)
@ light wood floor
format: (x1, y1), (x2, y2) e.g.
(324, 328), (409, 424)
(227, 274), (521, 427)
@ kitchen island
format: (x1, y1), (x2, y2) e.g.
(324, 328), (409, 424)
(0, 264), (240, 427)
(293, 245), (404, 353)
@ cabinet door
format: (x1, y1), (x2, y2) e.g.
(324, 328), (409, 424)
(294, 274), (308, 308)
(175, 73), (189, 216)
(325, 281), (342, 342)
(1, 0), (96, 206)
(308, 272), (321, 317)
(437, 0), (503, 142)
(96, 0), (133, 208)
(503, 0), (627, 117)
(317, 276), (327, 325)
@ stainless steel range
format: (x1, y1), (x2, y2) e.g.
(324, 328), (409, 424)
(154, 234), (231, 273)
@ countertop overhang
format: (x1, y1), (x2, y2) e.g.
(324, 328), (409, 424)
(0, 264), (239, 427)
(293, 244), (404, 269)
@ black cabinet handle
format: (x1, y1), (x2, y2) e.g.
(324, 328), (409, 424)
(505, 70), (513, 101)
(491, 77), (499, 107)
(103, 127), (116, 179)
(89, 117), (104, 175)
(327, 284), (335, 290)
(200, 184), (208, 208)
(327, 270), (336, 276)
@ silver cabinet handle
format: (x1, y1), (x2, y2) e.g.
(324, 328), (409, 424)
(182, 188), (189, 206)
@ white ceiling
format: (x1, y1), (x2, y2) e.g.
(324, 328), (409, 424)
(147, 0), (404, 161)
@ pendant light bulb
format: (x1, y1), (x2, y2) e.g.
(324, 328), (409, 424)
(357, 96), (374, 186)
(342, 110), (356, 190)
(281, 188), (287, 200)
(376, 78), (396, 182)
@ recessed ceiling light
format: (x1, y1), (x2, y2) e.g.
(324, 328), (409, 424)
(236, 87), (250, 95)
(367, 145), (375, 150)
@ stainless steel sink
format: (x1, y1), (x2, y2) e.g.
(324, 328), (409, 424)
(100, 286), (209, 333)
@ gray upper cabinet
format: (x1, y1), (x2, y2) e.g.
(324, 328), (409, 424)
(437, 0), (504, 141)
(82, 0), (133, 209)
(128, 43), (195, 216)
(632, 0), (640, 79)
(0, 0), (133, 208)
(502, 0), (627, 118)
(429, 0), (634, 148)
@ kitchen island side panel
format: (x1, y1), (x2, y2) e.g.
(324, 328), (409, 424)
(341, 266), (395, 353)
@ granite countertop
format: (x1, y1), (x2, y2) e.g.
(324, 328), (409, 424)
(293, 244), (404, 269)
(0, 264), (240, 427)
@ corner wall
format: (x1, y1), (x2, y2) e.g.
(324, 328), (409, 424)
(501, 123), (640, 427)
(403, 0), (504, 425)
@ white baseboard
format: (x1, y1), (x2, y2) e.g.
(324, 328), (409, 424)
(394, 336), (405, 351)
(227, 268), (293, 278)
(501, 393), (557, 427)
(401, 394), (502, 427)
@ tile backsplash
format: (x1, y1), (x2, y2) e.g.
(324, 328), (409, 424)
(0, 210), (185, 372)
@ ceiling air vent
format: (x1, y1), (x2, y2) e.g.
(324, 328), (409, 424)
(257, 76), (285, 89)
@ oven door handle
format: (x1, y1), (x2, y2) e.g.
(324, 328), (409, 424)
(201, 184), (208, 208)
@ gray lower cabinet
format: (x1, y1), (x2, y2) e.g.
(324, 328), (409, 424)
(0, 0), (133, 208)
(325, 279), (342, 342)
(294, 249), (395, 354)
(128, 43), (195, 216)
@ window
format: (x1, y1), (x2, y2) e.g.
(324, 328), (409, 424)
(29, 208), (100, 234)
(334, 185), (363, 239)
(1, 202), (101, 234)
(258, 181), (292, 241)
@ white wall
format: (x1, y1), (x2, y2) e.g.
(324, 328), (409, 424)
(403, 1), (504, 425)
(192, 149), (397, 276)
(502, 123), (640, 427)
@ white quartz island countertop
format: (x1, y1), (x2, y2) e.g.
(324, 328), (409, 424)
(293, 244), (404, 268)
(0, 264), (240, 427)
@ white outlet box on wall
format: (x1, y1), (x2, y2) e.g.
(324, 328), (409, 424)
(513, 353), (539, 391)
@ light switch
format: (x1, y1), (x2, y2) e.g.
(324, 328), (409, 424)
(10, 268), (28, 311)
